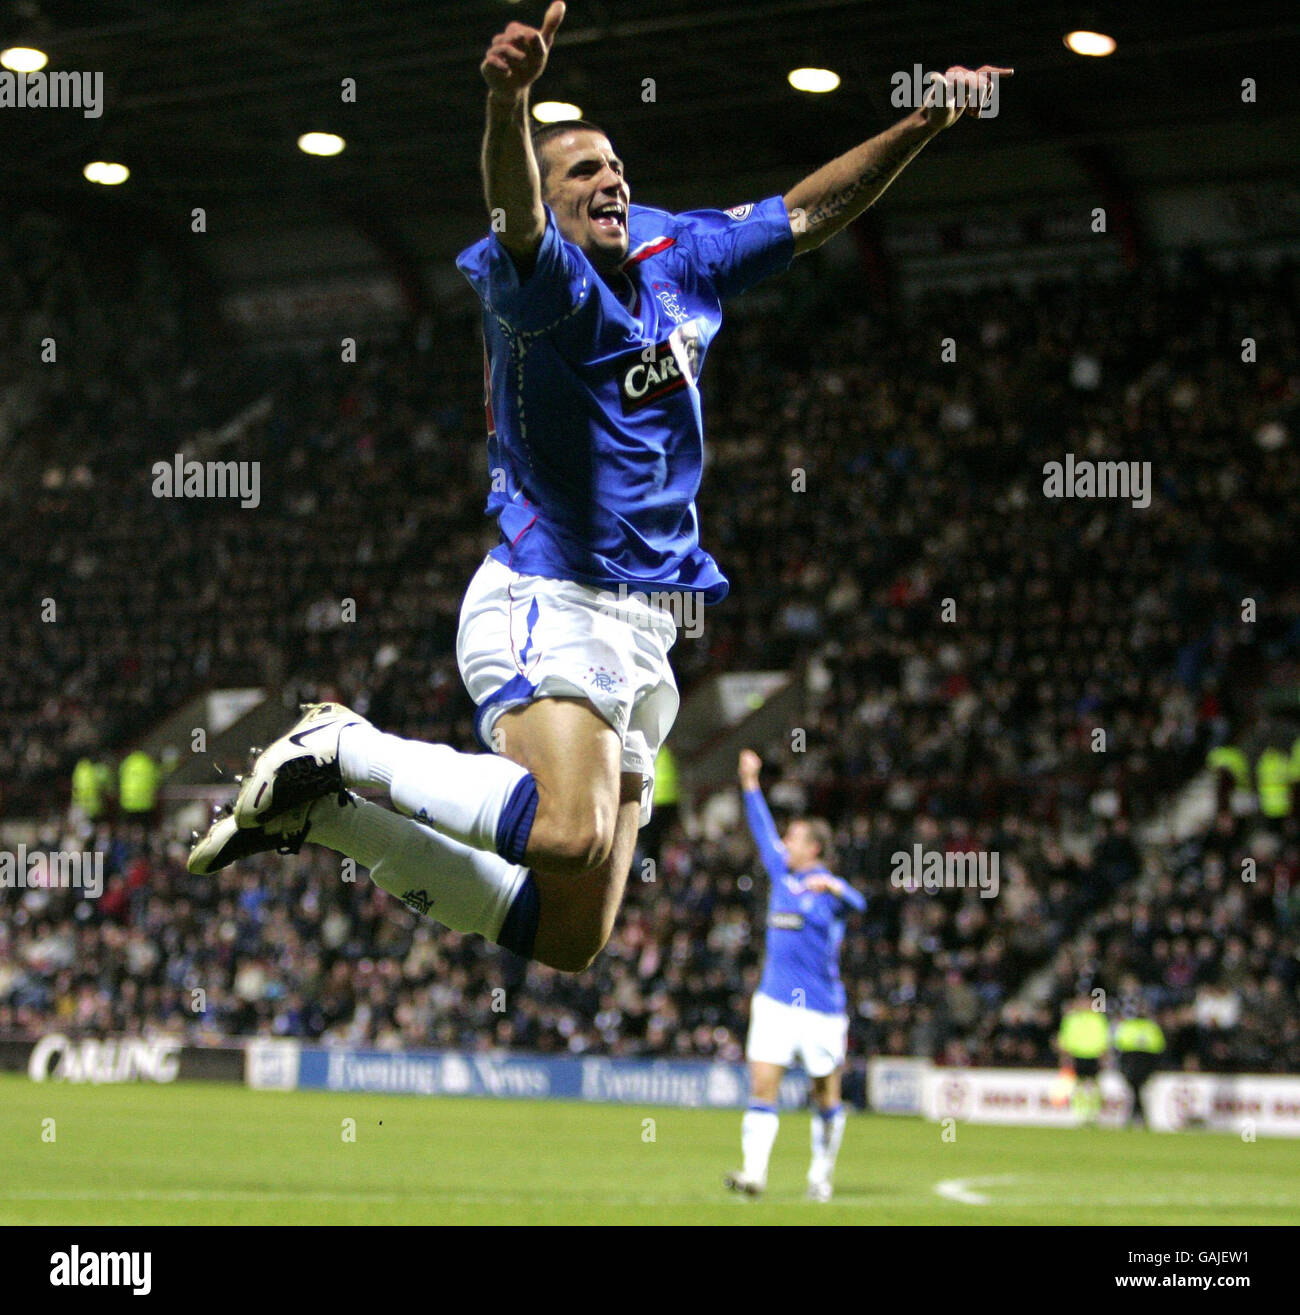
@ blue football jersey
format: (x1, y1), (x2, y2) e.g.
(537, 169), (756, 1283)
(455, 195), (794, 603)
(743, 787), (865, 1015)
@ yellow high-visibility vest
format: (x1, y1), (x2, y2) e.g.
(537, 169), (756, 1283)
(653, 745), (680, 807)
(1257, 747), (1291, 818)
(72, 758), (110, 818)
(119, 751), (161, 813)
(1207, 745), (1250, 791)
(1059, 1009), (1109, 1059)
(1114, 1018), (1165, 1054)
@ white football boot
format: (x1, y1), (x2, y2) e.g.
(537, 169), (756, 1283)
(188, 798), (321, 875)
(232, 701), (367, 829)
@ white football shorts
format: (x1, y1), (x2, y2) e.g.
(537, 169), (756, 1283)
(457, 552), (681, 828)
(745, 991), (849, 1078)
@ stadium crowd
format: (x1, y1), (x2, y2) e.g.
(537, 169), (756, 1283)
(3, 202), (1299, 1079)
(2, 798), (1297, 1077)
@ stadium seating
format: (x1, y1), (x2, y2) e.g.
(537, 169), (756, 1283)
(3, 209), (1298, 1074)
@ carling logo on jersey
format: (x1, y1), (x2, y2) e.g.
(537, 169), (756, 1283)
(616, 338), (688, 414)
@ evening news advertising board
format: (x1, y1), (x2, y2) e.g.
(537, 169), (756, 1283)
(14, 1035), (1300, 1134)
(245, 1041), (811, 1109)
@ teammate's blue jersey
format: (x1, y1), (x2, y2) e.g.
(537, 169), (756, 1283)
(455, 195), (794, 604)
(744, 787), (865, 1015)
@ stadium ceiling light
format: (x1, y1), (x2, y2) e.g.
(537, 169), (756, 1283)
(1064, 30), (1116, 56)
(788, 67), (841, 93)
(1, 45), (48, 72)
(83, 161), (129, 185)
(298, 131), (346, 157)
(532, 100), (582, 123)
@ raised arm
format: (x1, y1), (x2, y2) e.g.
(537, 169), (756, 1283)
(478, 0), (566, 276)
(738, 749), (788, 881)
(782, 64), (1012, 256)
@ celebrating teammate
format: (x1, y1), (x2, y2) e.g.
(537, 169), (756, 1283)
(189, 0), (1009, 975)
(724, 750), (865, 1202)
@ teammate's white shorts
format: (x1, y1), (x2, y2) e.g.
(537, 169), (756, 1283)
(745, 991), (848, 1078)
(457, 552), (680, 828)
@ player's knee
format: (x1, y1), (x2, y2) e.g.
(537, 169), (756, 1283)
(531, 809), (614, 876)
(544, 947), (598, 974)
(539, 927), (609, 974)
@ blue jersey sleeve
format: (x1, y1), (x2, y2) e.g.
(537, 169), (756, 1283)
(743, 786), (789, 881)
(672, 194), (795, 300)
(455, 205), (594, 334)
(839, 882), (866, 913)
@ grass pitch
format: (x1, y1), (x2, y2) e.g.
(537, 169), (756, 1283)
(1, 1073), (1297, 1225)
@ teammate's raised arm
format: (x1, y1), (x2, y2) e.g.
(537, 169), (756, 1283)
(478, 1), (566, 274)
(738, 750), (789, 881)
(782, 64), (1012, 256)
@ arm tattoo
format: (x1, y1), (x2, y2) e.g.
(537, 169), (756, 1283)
(804, 136), (920, 231)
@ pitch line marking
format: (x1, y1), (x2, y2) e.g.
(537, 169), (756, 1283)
(933, 1175), (1019, 1206)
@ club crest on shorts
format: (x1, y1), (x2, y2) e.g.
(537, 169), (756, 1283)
(586, 664), (625, 696)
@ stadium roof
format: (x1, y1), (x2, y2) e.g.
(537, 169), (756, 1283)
(3, 0), (1298, 304)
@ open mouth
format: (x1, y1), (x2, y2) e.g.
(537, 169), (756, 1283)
(590, 201), (626, 233)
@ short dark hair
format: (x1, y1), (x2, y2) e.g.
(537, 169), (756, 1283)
(530, 118), (610, 189)
(801, 817), (836, 870)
